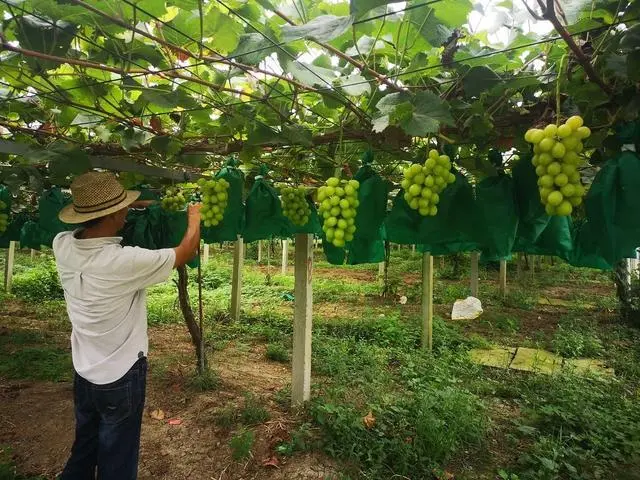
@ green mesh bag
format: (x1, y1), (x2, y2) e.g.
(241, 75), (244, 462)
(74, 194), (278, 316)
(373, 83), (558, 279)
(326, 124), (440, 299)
(243, 168), (292, 243)
(568, 219), (613, 270)
(202, 158), (245, 243)
(585, 148), (640, 265)
(417, 169), (480, 255)
(475, 174), (519, 261)
(512, 153), (550, 251)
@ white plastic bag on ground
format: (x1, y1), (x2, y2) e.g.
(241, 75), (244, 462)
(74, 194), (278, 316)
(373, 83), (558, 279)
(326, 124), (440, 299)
(451, 296), (483, 320)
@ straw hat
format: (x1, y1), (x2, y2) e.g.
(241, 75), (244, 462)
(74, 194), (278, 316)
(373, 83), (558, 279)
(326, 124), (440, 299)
(59, 171), (140, 224)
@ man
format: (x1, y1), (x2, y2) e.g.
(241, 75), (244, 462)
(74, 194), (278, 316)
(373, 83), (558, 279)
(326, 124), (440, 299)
(53, 171), (201, 479)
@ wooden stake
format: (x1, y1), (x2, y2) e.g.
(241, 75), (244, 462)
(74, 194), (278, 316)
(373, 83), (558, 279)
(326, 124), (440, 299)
(202, 243), (210, 264)
(470, 252), (479, 297)
(257, 240), (262, 263)
(412, 244), (416, 253)
(281, 239), (289, 275)
(4, 241), (16, 294)
(499, 259), (507, 299)
(292, 233), (313, 407)
(421, 252), (433, 351)
(30, 249), (35, 260)
(230, 236), (243, 322)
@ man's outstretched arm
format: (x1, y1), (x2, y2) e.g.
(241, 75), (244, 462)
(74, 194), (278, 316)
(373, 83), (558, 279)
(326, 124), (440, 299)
(174, 204), (201, 268)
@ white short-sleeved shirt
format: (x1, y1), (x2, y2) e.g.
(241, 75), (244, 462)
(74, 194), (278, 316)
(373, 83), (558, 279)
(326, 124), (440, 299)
(53, 231), (176, 385)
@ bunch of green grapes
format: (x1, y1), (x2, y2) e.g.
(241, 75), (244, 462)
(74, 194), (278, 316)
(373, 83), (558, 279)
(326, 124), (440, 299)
(317, 177), (360, 248)
(197, 177), (229, 227)
(525, 115), (590, 216)
(161, 187), (186, 211)
(0, 200), (8, 234)
(401, 149), (456, 216)
(281, 186), (310, 226)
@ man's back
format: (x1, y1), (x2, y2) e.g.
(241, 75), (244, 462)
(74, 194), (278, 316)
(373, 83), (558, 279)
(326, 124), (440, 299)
(53, 231), (175, 384)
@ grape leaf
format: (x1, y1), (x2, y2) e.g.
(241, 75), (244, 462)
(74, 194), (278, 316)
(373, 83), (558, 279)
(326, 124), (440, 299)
(350, 0), (403, 18)
(462, 66), (502, 98)
(408, 7), (452, 47)
(14, 15), (77, 72)
(281, 15), (354, 43)
(230, 33), (275, 65)
(375, 91), (453, 137)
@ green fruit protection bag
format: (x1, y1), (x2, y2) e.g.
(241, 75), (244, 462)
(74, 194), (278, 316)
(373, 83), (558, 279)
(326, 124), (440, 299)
(475, 174), (519, 261)
(417, 170), (480, 255)
(512, 153), (550, 251)
(385, 189), (422, 245)
(585, 149), (640, 265)
(202, 158), (245, 243)
(243, 171), (292, 243)
(568, 219), (612, 270)
(122, 204), (199, 268)
(0, 185), (12, 248)
(37, 188), (74, 247)
(346, 158), (388, 265)
(529, 215), (574, 261)
(19, 220), (45, 250)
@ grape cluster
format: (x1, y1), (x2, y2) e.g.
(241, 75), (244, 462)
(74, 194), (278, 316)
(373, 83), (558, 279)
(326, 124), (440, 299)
(317, 177), (360, 248)
(161, 187), (187, 211)
(0, 200), (8, 234)
(197, 178), (230, 227)
(281, 186), (311, 226)
(401, 149), (456, 216)
(525, 115), (589, 216)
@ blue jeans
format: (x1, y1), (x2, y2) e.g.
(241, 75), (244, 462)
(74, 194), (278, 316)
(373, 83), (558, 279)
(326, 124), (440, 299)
(60, 357), (147, 480)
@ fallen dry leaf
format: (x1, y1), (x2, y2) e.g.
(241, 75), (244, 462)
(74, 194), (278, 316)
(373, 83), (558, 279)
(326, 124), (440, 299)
(262, 456), (280, 468)
(363, 411), (376, 429)
(168, 418), (182, 426)
(150, 409), (165, 421)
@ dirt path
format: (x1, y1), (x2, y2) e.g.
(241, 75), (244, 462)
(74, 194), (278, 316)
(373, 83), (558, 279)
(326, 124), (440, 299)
(0, 324), (337, 480)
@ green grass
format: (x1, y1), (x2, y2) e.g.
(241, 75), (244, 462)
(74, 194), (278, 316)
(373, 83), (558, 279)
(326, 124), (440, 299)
(0, 446), (45, 480)
(265, 342), (290, 363)
(0, 329), (71, 382)
(229, 429), (255, 461)
(4, 250), (640, 479)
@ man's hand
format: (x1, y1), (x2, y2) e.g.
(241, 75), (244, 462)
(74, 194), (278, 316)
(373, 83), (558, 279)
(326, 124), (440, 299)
(187, 203), (202, 225)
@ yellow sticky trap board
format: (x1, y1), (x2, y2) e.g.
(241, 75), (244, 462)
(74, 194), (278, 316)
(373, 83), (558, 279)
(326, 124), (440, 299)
(564, 358), (614, 377)
(509, 347), (563, 374)
(469, 348), (515, 369)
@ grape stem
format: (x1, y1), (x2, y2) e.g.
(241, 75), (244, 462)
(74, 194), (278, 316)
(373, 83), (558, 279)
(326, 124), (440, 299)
(555, 54), (568, 127)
